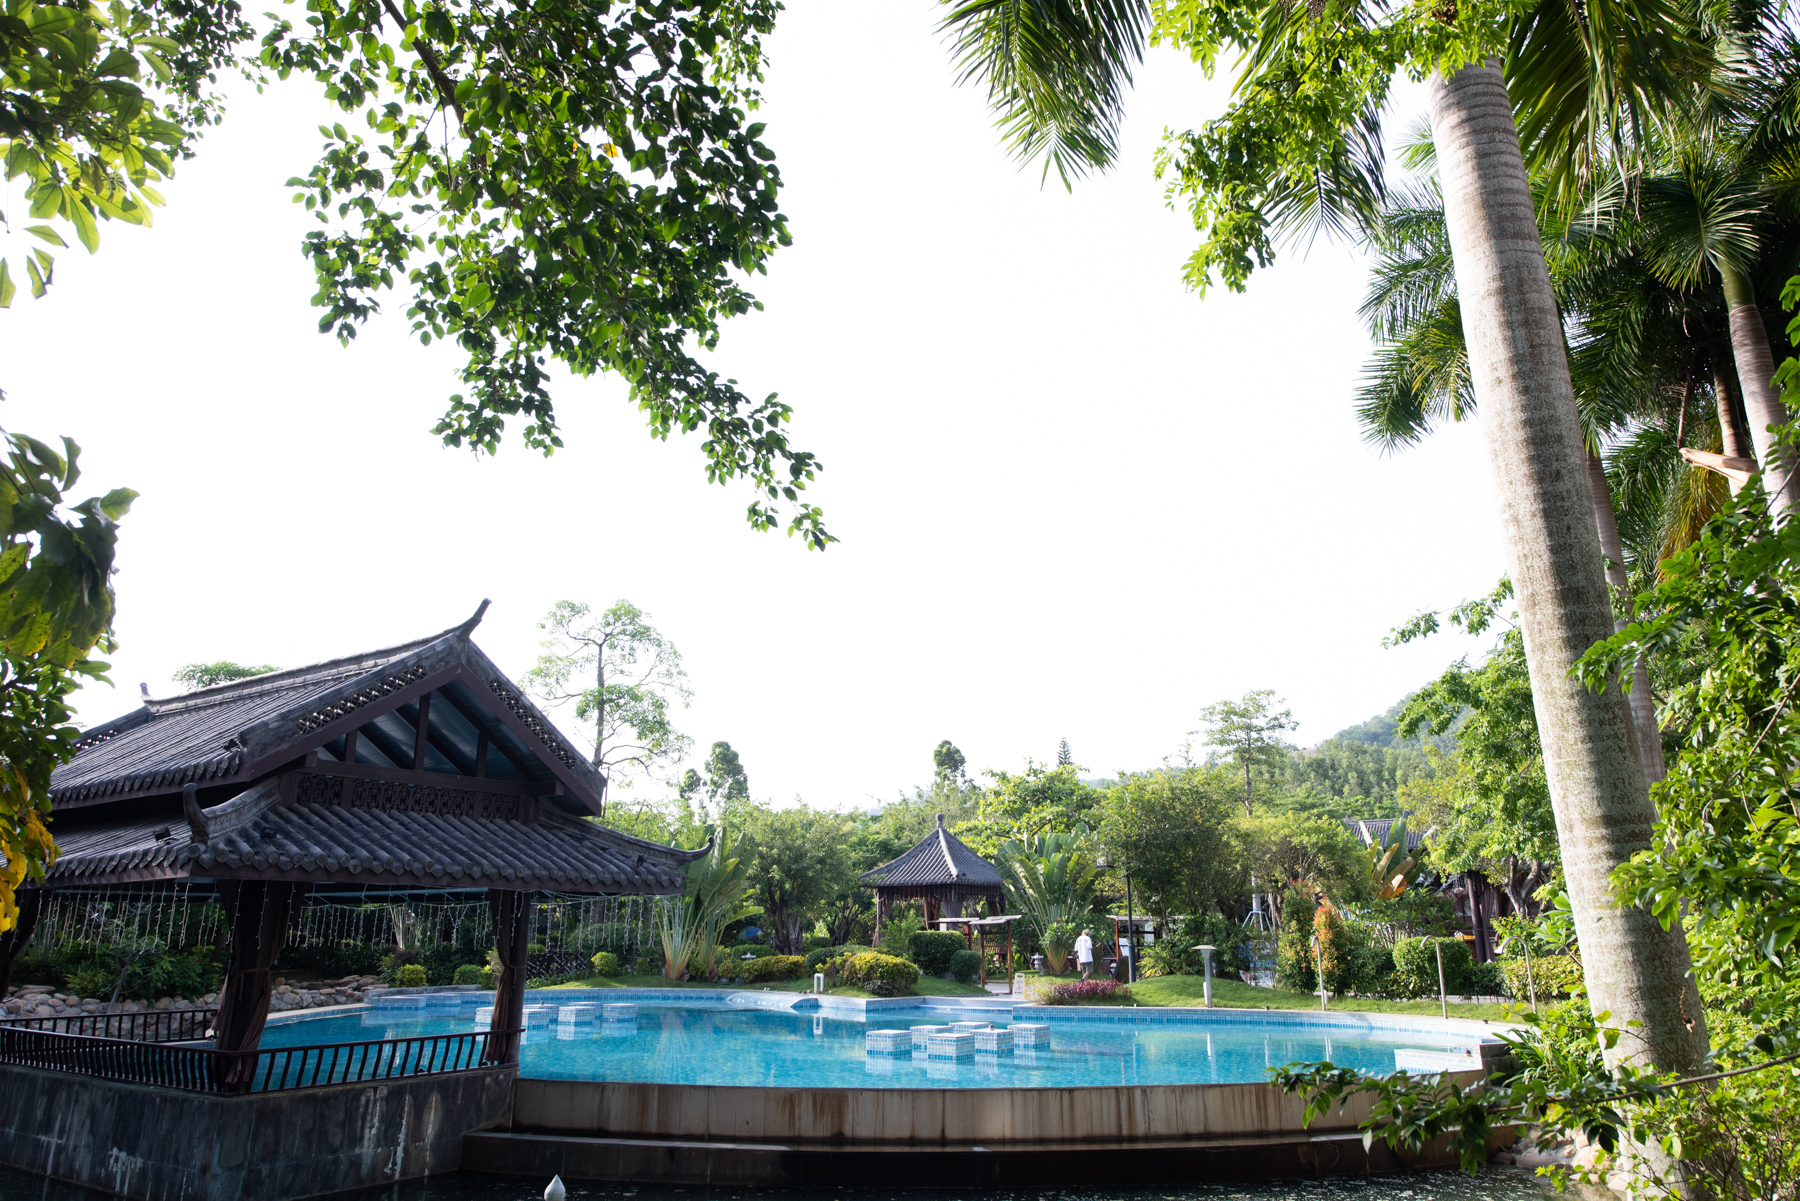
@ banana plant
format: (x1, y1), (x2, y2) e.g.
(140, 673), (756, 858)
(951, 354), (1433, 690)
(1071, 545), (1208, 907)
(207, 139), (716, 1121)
(1365, 820), (1416, 901)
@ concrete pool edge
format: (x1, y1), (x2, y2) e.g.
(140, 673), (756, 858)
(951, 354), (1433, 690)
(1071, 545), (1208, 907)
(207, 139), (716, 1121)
(478, 1073), (1514, 1186)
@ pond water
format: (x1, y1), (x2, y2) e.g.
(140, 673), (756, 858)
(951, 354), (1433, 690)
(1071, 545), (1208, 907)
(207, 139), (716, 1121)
(0, 1163), (1557, 1201)
(257, 1002), (1488, 1089)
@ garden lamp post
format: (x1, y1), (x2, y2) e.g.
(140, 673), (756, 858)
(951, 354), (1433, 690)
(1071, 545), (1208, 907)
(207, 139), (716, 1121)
(1097, 855), (1133, 983)
(1193, 944), (1216, 1007)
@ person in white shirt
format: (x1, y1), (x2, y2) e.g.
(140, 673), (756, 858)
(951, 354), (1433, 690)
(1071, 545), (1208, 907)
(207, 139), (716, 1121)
(1074, 929), (1095, 980)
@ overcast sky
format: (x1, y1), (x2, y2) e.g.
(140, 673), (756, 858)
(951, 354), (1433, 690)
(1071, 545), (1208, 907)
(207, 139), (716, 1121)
(0, 0), (1507, 811)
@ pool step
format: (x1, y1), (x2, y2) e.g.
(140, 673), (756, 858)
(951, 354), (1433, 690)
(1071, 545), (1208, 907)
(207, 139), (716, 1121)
(463, 1126), (1515, 1186)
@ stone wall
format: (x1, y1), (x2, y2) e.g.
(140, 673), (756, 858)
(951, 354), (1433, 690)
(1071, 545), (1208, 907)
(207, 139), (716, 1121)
(3, 974), (379, 1019)
(0, 1063), (515, 1201)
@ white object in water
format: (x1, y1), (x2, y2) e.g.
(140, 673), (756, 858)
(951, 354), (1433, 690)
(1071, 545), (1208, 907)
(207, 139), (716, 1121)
(557, 1004), (599, 1024)
(909, 1024), (951, 1051)
(473, 1007), (494, 1025)
(925, 1032), (976, 1061)
(813, 972), (826, 994)
(602, 1002), (637, 1022)
(545, 1175), (567, 1201)
(974, 1028), (1013, 1054)
(865, 1030), (910, 1057)
(1011, 1022), (1050, 1048)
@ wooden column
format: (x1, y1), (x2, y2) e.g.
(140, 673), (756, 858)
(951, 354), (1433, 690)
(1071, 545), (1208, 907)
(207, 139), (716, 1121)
(0, 888), (46, 1002)
(483, 888), (531, 1066)
(213, 881), (305, 1091)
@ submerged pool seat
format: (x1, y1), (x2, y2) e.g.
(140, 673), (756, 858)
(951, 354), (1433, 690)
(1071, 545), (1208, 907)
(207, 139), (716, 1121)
(556, 1004), (599, 1024)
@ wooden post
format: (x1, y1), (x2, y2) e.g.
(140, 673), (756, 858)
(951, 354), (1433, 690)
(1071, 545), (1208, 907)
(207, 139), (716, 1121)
(977, 925), (987, 989)
(1005, 923), (1014, 995)
(0, 888), (45, 1002)
(214, 881), (305, 1091)
(483, 888), (531, 1066)
(412, 692), (433, 770)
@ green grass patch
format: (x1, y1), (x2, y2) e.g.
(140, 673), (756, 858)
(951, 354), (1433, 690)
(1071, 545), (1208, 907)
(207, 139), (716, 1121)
(539, 973), (989, 999)
(1129, 974), (1517, 1021)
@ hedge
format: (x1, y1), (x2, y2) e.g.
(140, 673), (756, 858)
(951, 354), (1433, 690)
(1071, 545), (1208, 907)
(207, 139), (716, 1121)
(395, 964), (428, 988)
(739, 955), (806, 984)
(805, 944), (869, 973)
(1501, 954), (1583, 999)
(947, 948), (982, 984)
(835, 952), (920, 997)
(1391, 937), (1473, 998)
(590, 951), (623, 978)
(908, 931), (967, 976)
(452, 964), (487, 986)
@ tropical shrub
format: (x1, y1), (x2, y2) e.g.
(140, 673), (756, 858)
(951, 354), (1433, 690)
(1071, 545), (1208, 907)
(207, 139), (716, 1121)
(947, 948), (982, 984)
(1390, 937), (1472, 998)
(1046, 979), (1131, 1005)
(1464, 961), (1506, 997)
(736, 945), (778, 959)
(1348, 941), (1395, 996)
(632, 955), (658, 976)
(395, 964), (428, 988)
(806, 944), (869, 973)
(1313, 899), (1356, 996)
(835, 952), (920, 997)
(64, 965), (115, 998)
(739, 955), (805, 984)
(908, 931), (966, 975)
(452, 963), (487, 985)
(876, 900), (926, 962)
(589, 951), (622, 978)
(1500, 953), (1582, 1000)
(1040, 918), (1080, 975)
(282, 939), (384, 980)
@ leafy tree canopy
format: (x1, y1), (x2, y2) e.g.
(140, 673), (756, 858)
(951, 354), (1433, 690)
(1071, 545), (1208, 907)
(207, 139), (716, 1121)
(171, 660), (275, 690)
(522, 599), (692, 788)
(0, 432), (133, 931)
(1194, 688), (1297, 815)
(4, 0), (828, 544)
(955, 761), (1100, 860)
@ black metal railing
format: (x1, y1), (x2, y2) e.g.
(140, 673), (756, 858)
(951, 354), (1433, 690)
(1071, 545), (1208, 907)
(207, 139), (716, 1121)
(0, 1008), (217, 1043)
(0, 1025), (517, 1094)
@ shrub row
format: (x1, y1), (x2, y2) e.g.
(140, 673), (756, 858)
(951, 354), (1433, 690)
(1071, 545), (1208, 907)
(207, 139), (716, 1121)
(739, 955), (806, 984)
(833, 952), (920, 997)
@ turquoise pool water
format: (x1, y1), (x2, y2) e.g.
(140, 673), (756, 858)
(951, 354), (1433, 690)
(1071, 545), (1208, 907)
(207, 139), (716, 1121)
(257, 1002), (1488, 1089)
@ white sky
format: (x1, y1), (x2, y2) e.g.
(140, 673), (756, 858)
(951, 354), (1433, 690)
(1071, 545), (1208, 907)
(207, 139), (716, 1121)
(0, 0), (1505, 810)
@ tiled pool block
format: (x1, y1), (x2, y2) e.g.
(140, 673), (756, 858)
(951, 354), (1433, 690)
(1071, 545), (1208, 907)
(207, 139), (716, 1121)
(948, 1021), (989, 1033)
(602, 1003), (638, 1022)
(371, 995), (427, 1010)
(1010, 1023), (1049, 1048)
(974, 1028), (1013, 1054)
(474, 1007), (494, 1025)
(1393, 1047), (1481, 1073)
(557, 1004), (599, 1024)
(865, 1030), (911, 1057)
(925, 1032), (975, 1060)
(909, 1025), (951, 1050)
(521, 1005), (555, 1027)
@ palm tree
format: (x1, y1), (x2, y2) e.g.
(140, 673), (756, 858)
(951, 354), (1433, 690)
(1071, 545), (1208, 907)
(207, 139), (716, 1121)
(938, 0), (1709, 1076)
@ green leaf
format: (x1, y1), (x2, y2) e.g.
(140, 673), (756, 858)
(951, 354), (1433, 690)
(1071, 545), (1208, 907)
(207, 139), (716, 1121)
(24, 226), (66, 248)
(0, 259), (13, 308)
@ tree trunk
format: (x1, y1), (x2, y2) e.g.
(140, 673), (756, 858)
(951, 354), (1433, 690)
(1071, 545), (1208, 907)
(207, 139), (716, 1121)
(1586, 452), (1666, 782)
(1713, 357), (1751, 467)
(1721, 264), (1798, 520)
(1427, 61), (1704, 1076)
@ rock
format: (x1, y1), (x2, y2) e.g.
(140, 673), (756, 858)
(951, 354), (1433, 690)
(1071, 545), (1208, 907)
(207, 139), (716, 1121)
(155, 997), (174, 1010)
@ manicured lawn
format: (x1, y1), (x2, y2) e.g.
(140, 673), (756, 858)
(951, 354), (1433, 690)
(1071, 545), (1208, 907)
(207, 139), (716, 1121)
(1124, 974), (1518, 1021)
(540, 972), (989, 999)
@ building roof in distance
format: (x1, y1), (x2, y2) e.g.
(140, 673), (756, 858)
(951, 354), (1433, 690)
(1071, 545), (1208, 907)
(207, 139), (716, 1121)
(859, 814), (1004, 889)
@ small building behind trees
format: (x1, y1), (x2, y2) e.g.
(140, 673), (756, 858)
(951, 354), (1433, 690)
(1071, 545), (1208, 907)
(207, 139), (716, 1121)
(859, 814), (1004, 937)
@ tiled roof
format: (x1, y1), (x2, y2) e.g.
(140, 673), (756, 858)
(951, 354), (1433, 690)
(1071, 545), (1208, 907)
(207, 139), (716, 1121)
(859, 817), (1003, 888)
(50, 605), (608, 813)
(1342, 817), (1427, 850)
(44, 776), (697, 893)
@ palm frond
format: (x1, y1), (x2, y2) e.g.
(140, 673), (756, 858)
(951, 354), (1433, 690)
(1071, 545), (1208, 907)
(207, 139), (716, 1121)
(939, 0), (1150, 186)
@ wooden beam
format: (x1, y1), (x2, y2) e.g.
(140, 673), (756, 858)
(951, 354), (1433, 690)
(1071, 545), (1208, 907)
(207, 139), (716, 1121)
(434, 682), (531, 780)
(342, 729), (359, 765)
(475, 732), (489, 778)
(412, 692), (433, 770)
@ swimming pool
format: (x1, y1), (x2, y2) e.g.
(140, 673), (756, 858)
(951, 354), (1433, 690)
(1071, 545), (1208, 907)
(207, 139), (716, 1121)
(260, 996), (1496, 1090)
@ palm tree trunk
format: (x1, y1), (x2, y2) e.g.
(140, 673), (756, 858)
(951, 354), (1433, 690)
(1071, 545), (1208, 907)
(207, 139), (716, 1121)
(1713, 358), (1751, 466)
(1721, 264), (1798, 519)
(1427, 61), (1704, 1076)
(1586, 452), (1666, 782)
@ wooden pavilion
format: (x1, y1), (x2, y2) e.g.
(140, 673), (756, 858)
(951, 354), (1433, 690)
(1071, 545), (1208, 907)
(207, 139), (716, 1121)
(859, 814), (1004, 938)
(1, 602), (703, 1083)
